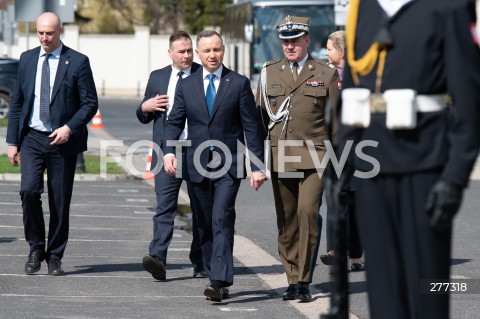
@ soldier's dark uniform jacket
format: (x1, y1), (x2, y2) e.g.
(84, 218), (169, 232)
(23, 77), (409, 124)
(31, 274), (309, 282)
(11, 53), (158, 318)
(340, 0), (480, 185)
(338, 0), (480, 318)
(257, 56), (339, 172)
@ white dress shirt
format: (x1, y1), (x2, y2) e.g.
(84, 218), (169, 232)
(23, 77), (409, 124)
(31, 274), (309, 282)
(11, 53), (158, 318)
(377, 0), (415, 17)
(29, 43), (63, 132)
(167, 65), (192, 140)
(289, 54), (308, 75)
(201, 65), (223, 95)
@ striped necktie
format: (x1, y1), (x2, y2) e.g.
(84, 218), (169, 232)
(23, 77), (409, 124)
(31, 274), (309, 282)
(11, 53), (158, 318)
(39, 53), (52, 123)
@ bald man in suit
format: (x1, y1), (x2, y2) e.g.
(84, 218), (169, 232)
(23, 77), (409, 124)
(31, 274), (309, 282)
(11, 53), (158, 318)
(6, 12), (98, 276)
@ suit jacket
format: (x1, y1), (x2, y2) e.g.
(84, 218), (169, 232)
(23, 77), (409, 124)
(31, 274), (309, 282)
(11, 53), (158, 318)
(136, 62), (200, 170)
(256, 56), (340, 172)
(163, 65), (264, 183)
(6, 44), (98, 156)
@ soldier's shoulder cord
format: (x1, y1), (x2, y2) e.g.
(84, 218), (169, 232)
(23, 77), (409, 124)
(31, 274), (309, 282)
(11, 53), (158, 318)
(314, 59), (336, 70)
(263, 59), (282, 69)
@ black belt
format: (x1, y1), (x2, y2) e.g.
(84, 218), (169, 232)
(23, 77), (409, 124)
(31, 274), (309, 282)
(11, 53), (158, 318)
(29, 127), (52, 136)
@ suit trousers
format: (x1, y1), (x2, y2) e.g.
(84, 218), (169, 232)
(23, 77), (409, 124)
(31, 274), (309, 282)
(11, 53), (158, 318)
(271, 169), (323, 284)
(356, 170), (451, 319)
(150, 167), (202, 266)
(188, 172), (241, 287)
(20, 129), (77, 260)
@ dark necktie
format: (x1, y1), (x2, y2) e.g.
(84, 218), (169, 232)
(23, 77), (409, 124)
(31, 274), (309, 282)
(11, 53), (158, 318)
(175, 70), (184, 92)
(292, 62), (299, 82)
(206, 74), (216, 117)
(40, 53), (52, 123)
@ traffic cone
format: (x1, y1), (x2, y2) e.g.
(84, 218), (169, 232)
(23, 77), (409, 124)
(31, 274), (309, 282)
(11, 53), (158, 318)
(90, 110), (104, 129)
(143, 142), (154, 180)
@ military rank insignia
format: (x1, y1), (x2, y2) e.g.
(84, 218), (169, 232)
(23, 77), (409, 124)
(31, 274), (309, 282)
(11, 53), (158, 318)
(306, 80), (324, 87)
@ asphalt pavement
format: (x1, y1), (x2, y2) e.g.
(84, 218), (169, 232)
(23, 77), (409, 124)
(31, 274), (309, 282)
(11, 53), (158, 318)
(1, 97), (479, 318)
(0, 179), (313, 319)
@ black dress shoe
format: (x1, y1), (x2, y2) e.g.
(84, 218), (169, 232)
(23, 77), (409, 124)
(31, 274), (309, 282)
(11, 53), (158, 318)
(282, 284), (298, 300)
(47, 259), (65, 276)
(25, 249), (45, 274)
(142, 255), (166, 280)
(320, 254), (334, 266)
(193, 264), (208, 278)
(204, 280), (229, 302)
(351, 262), (365, 272)
(297, 282), (313, 302)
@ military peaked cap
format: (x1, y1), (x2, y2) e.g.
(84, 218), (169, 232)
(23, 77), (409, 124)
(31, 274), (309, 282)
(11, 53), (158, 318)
(276, 15), (310, 39)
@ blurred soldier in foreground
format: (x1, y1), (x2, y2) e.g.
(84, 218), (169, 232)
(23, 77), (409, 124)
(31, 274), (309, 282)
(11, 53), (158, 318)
(338, 0), (480, 318)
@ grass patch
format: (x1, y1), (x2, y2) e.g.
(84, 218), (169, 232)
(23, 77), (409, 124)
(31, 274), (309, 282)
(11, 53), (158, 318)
(0, 154), (125, 174)
(177, 204), (192, 216)
(81, 154), (125, 174)
(0, 154), (21, 173)
(0, 118), (8, 127)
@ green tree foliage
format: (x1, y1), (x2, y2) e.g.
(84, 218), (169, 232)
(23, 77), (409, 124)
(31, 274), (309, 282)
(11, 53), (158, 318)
(183, 0), (231, 34)
(96, 9), (134, 34)
(77, 0), (232, 35)
(143, 0), (181, 33)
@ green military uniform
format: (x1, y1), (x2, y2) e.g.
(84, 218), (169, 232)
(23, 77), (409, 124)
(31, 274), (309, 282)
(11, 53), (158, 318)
(256, 15), (340, 298)
(258, 57), (339, 172)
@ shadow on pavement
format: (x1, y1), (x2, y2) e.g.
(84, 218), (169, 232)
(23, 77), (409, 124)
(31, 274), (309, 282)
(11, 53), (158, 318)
(68, 262), (143, 274)
(450, 258), (471, 266)
(0, 237), (18, 243)
(314, 280), (368, 295)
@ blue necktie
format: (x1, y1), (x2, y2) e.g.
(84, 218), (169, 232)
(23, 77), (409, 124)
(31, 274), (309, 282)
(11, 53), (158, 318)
(206, 74), (216, 117)
(40, 53), (51, 123)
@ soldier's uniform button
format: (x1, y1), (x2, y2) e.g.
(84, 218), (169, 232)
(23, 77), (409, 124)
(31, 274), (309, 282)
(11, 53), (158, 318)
(288, 129), (293, 133)
(289, 116), (293, 121)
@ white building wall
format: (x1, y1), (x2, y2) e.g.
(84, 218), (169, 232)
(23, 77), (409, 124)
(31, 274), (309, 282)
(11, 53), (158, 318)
(0, 27), (186, 97)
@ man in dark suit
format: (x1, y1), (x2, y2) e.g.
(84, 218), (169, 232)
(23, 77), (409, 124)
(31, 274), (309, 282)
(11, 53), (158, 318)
(163, 31), (266, 302)
(6, 12), (98, 276)
(136, 31), (205, 280)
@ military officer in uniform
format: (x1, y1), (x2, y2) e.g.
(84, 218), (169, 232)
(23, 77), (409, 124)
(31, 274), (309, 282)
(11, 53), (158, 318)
(256, 15), (340, 302)
(338, 0), (480, 318)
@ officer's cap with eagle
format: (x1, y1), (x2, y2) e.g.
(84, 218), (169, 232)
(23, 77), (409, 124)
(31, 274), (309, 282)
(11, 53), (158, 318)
(276, 15), (310, 39)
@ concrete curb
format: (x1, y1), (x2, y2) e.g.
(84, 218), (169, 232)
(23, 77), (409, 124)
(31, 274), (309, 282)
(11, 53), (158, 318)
(234, 235), (360, 319)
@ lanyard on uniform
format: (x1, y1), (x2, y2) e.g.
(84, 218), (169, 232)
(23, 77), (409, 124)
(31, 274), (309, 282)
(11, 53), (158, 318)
(346, 0), (388, 94)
